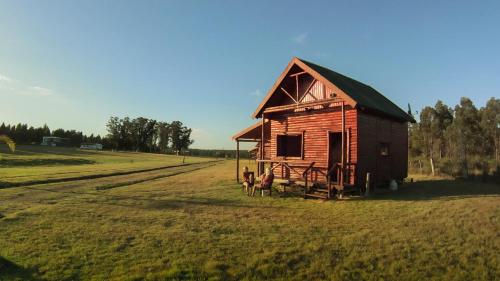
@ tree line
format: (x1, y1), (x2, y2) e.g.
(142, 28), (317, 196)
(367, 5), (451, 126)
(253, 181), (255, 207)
(0, 123), (102, 147)
(188, 148), (251, 159)
(0, 116), (194, 154)
(409, 97), (499, 178)
(105, 117), (193, 153)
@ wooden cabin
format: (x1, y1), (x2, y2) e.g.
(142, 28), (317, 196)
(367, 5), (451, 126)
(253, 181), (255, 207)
(233, 57), (415, 199)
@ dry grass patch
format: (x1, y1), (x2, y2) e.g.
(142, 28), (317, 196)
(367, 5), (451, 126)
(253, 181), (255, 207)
(0, 159), (499, 280)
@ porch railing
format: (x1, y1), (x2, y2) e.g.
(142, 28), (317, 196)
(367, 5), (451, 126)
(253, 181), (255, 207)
(256, 159), (356, 197)
(326, 162), (356, 195)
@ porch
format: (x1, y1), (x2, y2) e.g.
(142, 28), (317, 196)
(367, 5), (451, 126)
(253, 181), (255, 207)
(232, 100), (357, 199)
(257, 159), (356, 199)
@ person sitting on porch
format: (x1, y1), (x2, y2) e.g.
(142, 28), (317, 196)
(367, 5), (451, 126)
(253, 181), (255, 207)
(242, 166), (254, 195)
(252, 167), (274, 197)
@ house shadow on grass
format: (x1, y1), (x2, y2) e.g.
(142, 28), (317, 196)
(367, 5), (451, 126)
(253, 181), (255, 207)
(369, 179), (500, 201)
(135, 196), (286, 211)
(0, 256), (42, 281)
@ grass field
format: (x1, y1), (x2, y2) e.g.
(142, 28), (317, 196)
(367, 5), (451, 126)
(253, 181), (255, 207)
(0, 147), (499, 280)
(0, 145), (213, 187)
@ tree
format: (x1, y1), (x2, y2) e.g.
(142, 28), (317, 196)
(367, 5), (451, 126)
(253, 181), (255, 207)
(407, 98), (497, 177)
(419, 107), (437, 174)
(453, 97), (482, 177)
(170, 121), (194, 155)
(42, 124), (50, 135)
(106, 117), (122, 149)
(27, 126), (35, 143)
(131, 117), (157, 152)
(0, 123), (6, 135)
(66, 130), (83, 146)
(13, 123), (28, 144)
(52, 128), (66, 138)
(432, 100), (453, 158)
(480, 97), (500, 161)
(106, 117), (134, 150)
(156, 122), (171, 153)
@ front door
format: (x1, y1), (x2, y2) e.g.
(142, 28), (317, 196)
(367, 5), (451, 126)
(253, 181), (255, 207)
(328, 132), (342, 182)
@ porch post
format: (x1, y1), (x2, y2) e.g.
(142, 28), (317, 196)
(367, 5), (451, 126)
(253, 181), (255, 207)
(341, 101), (345, 185)
(257, 158), (260, 177)
(236, 140), (240, 183)
(261, 113), (265, 175)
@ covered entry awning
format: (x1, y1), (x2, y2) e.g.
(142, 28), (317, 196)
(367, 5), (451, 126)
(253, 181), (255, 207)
(232, 121), (267, 141)
(232, 120), (269, 182)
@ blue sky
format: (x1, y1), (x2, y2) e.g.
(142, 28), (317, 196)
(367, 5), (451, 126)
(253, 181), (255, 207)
(0, 0), (499, 149)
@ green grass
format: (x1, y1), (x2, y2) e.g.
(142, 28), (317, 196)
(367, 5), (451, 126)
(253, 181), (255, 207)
(0, 147), (499, 280)
(0, 145), (213, 186)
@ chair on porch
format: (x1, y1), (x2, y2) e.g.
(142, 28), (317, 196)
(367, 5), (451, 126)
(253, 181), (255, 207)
(252, 167), (274, 197)
(241, 167), (255, 195)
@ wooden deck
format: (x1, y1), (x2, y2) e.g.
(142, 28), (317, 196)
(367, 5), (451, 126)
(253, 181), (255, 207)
(257, 159), (357, 199)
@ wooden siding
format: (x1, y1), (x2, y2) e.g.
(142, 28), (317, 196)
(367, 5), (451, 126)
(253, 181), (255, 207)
(264, 107), (409, 188)
(267, 105), (357, 183)
(356, 111), (408, 187)
(255, 122), (272, 160)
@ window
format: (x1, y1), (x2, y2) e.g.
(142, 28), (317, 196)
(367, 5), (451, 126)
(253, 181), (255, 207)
(277, 134), (303, 158)
(380, 143), (390, 156)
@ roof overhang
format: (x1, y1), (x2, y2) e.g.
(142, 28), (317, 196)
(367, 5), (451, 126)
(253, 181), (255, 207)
(232, 120), (268, 141)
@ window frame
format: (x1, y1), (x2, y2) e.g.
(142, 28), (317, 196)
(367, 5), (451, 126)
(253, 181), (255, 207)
(275, 131), (304, 159)
(379, 142), (390, 157)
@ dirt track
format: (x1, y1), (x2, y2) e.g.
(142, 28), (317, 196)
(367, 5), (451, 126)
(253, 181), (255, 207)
(0, 160), (222, 189)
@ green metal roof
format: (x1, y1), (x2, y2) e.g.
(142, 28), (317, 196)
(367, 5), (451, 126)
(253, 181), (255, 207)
(299, 58), (415, 122)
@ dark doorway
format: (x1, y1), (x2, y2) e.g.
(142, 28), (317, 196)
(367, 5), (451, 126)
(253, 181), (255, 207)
(328, 132), (342, 182)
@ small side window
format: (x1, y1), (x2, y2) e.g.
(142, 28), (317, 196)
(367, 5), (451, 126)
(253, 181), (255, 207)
(380, 143), (389, 156)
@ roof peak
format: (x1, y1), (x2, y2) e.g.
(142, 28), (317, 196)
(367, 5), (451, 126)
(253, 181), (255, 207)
(252, 57), (415, 122)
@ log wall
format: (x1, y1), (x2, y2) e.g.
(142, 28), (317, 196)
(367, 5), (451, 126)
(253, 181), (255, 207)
(357, 112), (408, 187)
(267, 105), (357, 183)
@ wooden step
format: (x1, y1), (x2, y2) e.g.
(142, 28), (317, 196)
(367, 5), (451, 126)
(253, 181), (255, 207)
(304, 193), (329, 199)
(331, 184), (355, 191)
(312, 188), (329, 193)
(274, 179), (291, 185)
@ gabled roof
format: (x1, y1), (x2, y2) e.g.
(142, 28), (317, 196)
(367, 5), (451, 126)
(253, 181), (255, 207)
(253, 57), (415, 122)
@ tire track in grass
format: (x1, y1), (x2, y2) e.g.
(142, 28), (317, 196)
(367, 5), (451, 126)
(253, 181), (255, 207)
(0, 160), (223, 189)
(16, 161), (222, 200)
(94, 162), (220, 190)
(2, 160), (206, 180)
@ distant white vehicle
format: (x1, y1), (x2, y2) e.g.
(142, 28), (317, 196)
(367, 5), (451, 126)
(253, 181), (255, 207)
(80, 143), (103, 150)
